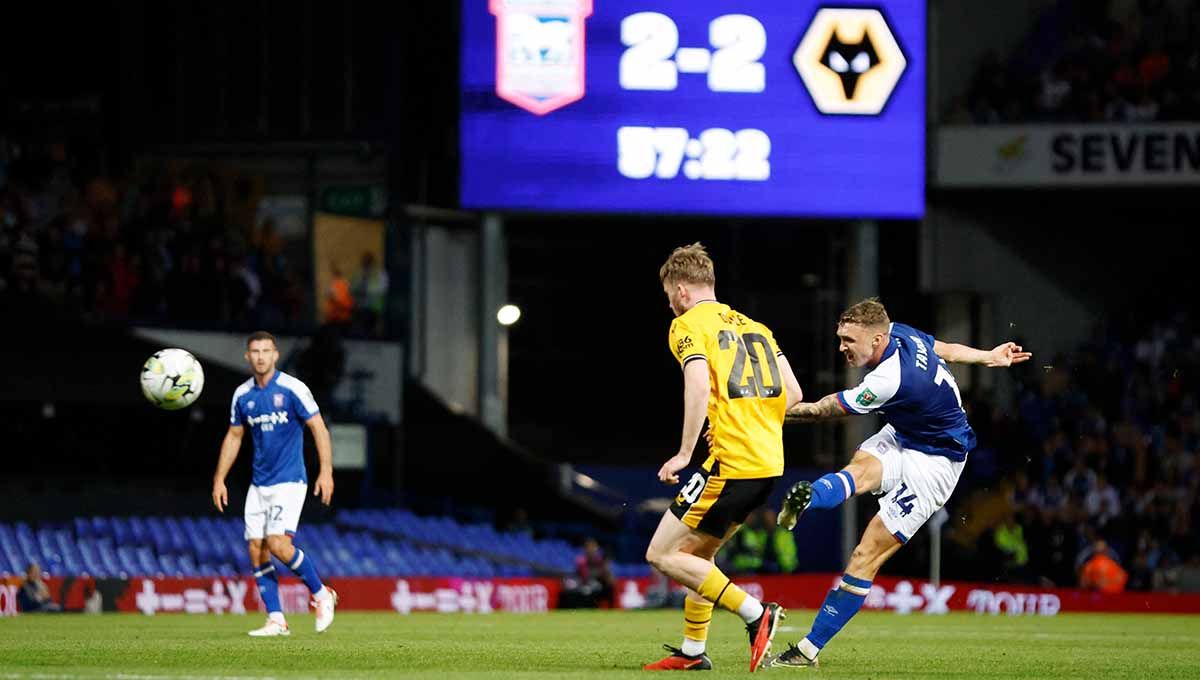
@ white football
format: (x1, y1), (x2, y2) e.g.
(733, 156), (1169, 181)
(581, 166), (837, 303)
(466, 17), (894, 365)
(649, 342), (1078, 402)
(140, 348), (205, 410)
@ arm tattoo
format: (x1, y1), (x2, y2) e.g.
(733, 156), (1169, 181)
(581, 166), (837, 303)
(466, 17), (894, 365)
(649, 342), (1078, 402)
(786, 393), (848, 423)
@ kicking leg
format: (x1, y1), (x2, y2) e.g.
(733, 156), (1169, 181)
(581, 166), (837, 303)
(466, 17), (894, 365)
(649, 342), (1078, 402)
(779, 450), (882, 529)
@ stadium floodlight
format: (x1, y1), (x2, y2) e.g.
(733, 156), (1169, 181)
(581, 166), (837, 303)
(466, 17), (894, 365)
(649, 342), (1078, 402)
(497, 304), (522, 326)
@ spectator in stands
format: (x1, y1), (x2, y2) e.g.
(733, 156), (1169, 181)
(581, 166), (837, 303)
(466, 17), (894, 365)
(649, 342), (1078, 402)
(955, 0), (1200, 123)
(1078, 539), (1129, 594)
(18, 562), (61, 612)
(559, 538), (615, 609)
(576, 537), (614, 605)
(1085, 474), (1122, 527)
(993, 512), (1030, 582)
(230, 253), (262, 324)
(324, 262), (354, 327)
(723, 508), (798, 575)
(353, 251), (388, 337)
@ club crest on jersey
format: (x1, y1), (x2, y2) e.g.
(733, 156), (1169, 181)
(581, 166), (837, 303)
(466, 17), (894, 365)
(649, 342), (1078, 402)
(247, 401), (255, 410)
(856, 388), (878, 407)
(274, 393), (285, 408)
(490, 0), (592, 115)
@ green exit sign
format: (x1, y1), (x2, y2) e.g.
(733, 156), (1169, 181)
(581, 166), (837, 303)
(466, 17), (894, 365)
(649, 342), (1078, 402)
(322, 185), (386, 218)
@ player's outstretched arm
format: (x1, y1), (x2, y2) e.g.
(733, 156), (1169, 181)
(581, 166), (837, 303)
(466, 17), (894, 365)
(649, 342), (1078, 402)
(658, 359), (710, 485)
(306, 414), (335, 506)
(785, 393), (849, 423)
(212, 425), (244, 513)
(935, 340), (1032, 368)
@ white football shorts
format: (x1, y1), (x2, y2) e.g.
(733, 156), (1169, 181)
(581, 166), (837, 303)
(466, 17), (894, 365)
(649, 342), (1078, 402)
(860, 424), (965, 543)
(244, 482), (308, 540)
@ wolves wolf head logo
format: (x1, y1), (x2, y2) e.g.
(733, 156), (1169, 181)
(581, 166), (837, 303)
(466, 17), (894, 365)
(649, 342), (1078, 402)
(821, 29), (880, 100)
(793, 8), (907, 115)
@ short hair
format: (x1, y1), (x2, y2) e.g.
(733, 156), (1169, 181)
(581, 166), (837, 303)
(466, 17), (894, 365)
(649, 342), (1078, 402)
(659, 242), (715, 286)
(839, 297), (890, 329)
(246, 330), (277, 348)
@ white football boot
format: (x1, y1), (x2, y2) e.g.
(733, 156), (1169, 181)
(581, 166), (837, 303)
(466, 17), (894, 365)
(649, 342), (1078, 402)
(248, 619), (290, 637)
(314, 587), (338, 633)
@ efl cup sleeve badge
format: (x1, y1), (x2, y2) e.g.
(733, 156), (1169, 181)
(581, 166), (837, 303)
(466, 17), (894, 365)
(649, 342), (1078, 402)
(490, 0), (592, 115)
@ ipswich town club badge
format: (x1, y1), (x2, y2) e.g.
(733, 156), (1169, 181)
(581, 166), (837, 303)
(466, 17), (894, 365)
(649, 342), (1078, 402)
(490, 0), (592, 115)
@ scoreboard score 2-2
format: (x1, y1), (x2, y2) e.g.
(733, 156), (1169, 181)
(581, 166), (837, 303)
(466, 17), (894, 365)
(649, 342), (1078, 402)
(461, 1), (925, 218)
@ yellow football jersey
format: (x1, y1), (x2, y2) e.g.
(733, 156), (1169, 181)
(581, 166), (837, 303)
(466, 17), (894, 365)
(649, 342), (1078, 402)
(668, 301), (787, 479)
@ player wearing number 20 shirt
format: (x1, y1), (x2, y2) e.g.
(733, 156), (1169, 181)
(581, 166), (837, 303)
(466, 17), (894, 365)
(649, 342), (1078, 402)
(643, 243), (804, 673)
(666, 299), (787, 528)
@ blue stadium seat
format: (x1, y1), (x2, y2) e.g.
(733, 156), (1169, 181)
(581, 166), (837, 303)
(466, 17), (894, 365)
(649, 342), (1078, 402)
(77, 540), (106, 578)
(73, 517), (92, 540)
(178, 554), (198, 575)
(36, 528), (63, 568)
(159, 554), (181, 577)
(128, 516), (149, 546)
(116, 546), (140, 576)
(96, 539), (121, 576)
(90, 516), (112, 540)
(15, 524), (44, 569)
(111, 517), (133, 546)
(136, 546), (159, 576)
(163, 518), (187, 554)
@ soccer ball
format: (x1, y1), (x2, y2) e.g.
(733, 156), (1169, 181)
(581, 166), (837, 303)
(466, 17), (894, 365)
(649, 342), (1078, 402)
(141, 348), (205, 410)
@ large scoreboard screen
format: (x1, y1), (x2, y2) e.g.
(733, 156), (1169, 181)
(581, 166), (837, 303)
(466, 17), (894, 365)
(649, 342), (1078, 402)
(461, 1), (925, 218)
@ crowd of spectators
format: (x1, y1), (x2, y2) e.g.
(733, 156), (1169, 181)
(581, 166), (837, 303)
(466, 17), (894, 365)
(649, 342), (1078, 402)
(949, 0), (1200, 123)
(0, 137), (387, 336)
(972, 307), (1199, 592)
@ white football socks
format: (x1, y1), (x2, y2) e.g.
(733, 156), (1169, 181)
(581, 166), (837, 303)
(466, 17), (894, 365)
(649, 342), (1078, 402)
(681, 637), (706, 656)
(737, 597), (765, 624)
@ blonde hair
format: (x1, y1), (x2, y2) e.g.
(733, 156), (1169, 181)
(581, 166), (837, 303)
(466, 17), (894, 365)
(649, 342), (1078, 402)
(659, 242), (715, 286)
(839, 297), (890, 329)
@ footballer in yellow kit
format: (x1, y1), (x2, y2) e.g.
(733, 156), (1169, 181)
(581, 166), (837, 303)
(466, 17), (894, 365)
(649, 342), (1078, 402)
(643, 243), (804, 673)
(666, 299), (787, 533)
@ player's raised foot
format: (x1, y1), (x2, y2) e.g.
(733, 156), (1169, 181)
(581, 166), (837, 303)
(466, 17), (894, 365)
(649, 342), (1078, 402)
(247, 619), (290, 637)
(778, 481), (814, 531)
(643, 644), (712, 671)
(746, 602), (785, 672)
(765, 643), (820, 669)
(313, 586), (338, 633)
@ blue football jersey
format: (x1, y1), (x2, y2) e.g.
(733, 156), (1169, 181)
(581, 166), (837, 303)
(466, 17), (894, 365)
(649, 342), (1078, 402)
(837, 323), (976, 461)
(229, 371), (320, 486)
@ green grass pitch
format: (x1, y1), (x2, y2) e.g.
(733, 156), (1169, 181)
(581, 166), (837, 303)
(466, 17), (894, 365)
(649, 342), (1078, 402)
(3, 609), (1199, 679)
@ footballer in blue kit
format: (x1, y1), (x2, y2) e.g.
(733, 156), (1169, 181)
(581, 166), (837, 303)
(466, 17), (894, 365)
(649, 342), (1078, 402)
(765, 299), (1031, 668)
(211, 330), (339, 636)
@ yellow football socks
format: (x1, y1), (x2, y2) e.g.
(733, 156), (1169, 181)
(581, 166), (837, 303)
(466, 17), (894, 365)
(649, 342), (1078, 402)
(697, 565), (750, 612)
(683, 597), (714, 643)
